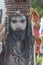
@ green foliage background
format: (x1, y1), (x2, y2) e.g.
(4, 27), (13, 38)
(30, 0), (43, 17)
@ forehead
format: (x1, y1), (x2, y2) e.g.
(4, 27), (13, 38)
(11, 15), (26, 21)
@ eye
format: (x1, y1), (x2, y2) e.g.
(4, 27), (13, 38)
(21, 20), (25, 23)
(12, 20), (17, 23)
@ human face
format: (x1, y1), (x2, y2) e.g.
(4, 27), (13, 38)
(11, 15), (26, 31)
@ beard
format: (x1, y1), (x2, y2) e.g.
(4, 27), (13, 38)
(9, 26), (26, 41)
(6, 26), (26, 54)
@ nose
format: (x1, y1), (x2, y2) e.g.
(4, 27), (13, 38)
(16, 24), (21, 30)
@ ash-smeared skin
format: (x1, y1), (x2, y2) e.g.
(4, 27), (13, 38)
(9, 12), (27, 53)
(11, 15), (26, 31)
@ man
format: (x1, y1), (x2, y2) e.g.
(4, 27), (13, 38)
(0, 11), (34, 65)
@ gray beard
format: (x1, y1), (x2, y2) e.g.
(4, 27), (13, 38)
(6, 28), (26, 54)
(6, 27), (33, 59)
(9, 28), (26, 41)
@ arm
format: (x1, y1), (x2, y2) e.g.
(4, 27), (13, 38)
(0, 24), (6, 54)
(0, 24), (5, 42)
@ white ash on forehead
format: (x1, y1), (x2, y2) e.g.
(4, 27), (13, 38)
(11, 11), (26, 21)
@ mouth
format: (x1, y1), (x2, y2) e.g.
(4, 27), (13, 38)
(15, 30), (22, 34)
